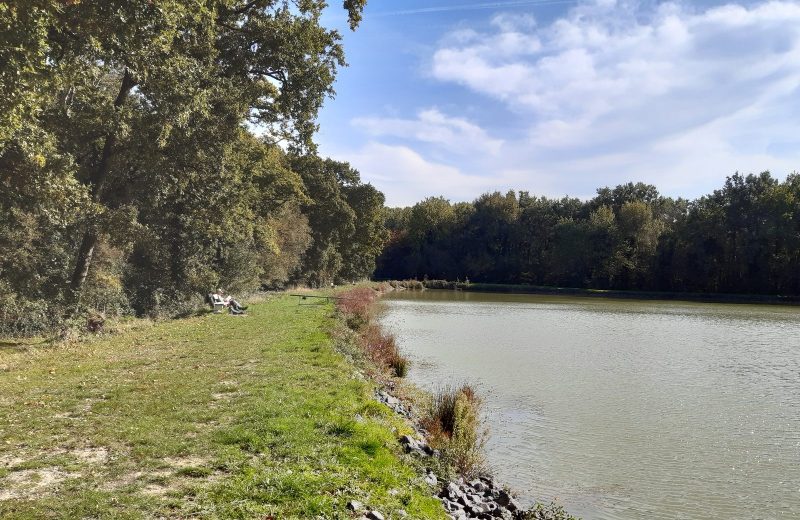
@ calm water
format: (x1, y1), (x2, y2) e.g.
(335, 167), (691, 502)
(379, 290), (800, 520)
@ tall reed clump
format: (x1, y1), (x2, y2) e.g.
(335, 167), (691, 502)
(361, 324), (408, 377)
(422, 385), (486, 478)
(336, 287), (409, 378)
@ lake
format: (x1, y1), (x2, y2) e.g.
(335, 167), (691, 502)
(379, 290), (800, 520)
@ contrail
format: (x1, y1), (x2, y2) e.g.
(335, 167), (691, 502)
(369, 0), (580, 17)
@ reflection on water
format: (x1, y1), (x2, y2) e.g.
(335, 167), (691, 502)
(380, 290), (800, 520)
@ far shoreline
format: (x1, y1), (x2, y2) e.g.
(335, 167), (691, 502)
(379, 280), (800, 306)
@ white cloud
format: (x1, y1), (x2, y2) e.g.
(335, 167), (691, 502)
(335, 142), (525, 206)
(431, 0), (800, 154)
(352, 108), (504, 155)
(322, 1), (800, 206)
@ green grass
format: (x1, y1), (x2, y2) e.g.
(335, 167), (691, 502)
(0, 295), (446, 519)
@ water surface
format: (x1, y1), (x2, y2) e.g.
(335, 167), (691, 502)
(380, 290), (800, 520)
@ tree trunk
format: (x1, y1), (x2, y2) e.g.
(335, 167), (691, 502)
(69, 69), (136, 293)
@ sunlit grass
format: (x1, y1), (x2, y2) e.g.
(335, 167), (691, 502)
(0, 295), (446, 519)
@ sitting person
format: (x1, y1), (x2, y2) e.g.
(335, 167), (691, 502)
(215, 288), (247, 314)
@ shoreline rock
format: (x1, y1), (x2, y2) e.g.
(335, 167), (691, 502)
(373, 388), (529, 520)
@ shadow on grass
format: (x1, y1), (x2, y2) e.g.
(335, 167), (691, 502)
(0, 338), (50, 351)
(174, 308), (217, 319)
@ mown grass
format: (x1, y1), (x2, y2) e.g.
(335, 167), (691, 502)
(0, 295), (446, 519)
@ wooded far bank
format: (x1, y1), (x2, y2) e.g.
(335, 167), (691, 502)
(377, 174), (800, 299)
(2, 3), (799, 338)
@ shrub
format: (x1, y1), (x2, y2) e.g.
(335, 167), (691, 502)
(360, 324), (409, 378)
(336, 287), (410, 377)
(387, 279), (424, 290)
(421, 279), (471, 290)
(336, 287), (377, 330)
(389, 353), (408, 377)
(0, 296), (62, 337)
(403, 279), (424, 290)
(422, 385), (486, 478)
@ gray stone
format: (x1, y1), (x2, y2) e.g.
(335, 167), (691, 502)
(443, 500), (463, 512)
(446, 482), (462, 499)
(382, 393), (399, 406)
(496, 490), (513, 507)
(346, 500), (364, 512)
(424, 472), (438, 486)
(399, 434), (415, 446)
(470, 479), (488, 493)
(366, 511), (385, 520)
(458, 494), (473, 509)
(397, 509), (408, 517)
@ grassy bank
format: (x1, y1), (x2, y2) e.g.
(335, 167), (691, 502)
(0, 295), (446, 519)
(384, 279), (800, 305)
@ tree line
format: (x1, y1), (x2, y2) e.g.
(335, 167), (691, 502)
(3, 2), (799, 337)
(377, 174), (800, 296)
(0, 0), (387, 334)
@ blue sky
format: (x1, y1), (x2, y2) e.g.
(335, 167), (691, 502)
(316, 0), (800, 206)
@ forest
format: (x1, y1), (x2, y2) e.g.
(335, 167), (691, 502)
(377, 174), (800, 297)
(3, 2), (800, 338)
(0, 0), (385, 335)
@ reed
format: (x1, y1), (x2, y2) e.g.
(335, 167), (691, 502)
(422, 385), (486, 478)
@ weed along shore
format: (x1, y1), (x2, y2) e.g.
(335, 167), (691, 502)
(335, 285), (579, 520)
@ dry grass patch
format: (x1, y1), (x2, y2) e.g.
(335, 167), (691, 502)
(0, 467), (78, 501)
(70, 446), (110, 465)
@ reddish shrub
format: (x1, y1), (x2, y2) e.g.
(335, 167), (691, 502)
(336, 288), (377, 329)
(337, 287), (409, 377)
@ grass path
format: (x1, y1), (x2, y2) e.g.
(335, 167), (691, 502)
(0, 295), (445, 519)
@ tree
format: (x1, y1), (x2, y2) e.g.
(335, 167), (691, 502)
(0, 0), (367, 300)
(339, 182), (389, 281)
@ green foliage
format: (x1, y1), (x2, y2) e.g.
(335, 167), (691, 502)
(378, 174), (800, 296)
(292, 157), (387, 286)
(521, 501), (582, 520)
(0, 0), (388, 334)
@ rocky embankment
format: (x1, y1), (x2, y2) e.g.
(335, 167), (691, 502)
(369, 390), (529, 520)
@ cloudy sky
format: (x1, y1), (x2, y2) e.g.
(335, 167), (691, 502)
(317, 0), (800, 206)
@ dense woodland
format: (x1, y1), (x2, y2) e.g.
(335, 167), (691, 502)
(2, 2), (799, 337)
(377, 174), (800, 296)
(0, 0), (386, 335)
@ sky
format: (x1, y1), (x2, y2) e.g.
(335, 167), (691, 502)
(316, 0), (800, 207)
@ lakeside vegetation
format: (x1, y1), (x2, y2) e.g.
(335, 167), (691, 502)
(0, 3), (794, 519)
(1, 1), (385, 337)
(384, 279), (800, 305)
(377, 175), (800, 297)
(0, 295), (446, 518)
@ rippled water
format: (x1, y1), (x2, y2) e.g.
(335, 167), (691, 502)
(379, 291), (800, 520)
